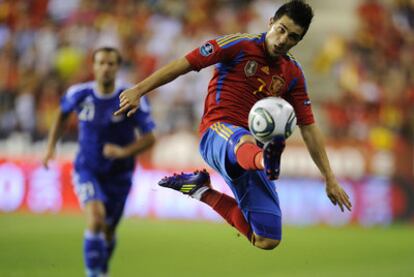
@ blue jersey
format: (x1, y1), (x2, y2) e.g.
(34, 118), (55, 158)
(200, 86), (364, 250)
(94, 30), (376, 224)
(61, 81), (155, 174)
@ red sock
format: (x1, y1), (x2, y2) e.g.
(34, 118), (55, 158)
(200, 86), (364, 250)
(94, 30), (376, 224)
(235, 142), (263, 170)
(201, 189), (252, 240)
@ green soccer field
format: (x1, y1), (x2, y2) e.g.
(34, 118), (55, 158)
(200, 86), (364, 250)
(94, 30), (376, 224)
(0, 214), (413, 277)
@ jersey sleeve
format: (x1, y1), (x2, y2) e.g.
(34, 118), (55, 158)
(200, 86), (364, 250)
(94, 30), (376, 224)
(133, 96), (156, 134)
(284, 66), (315, 126)
(185, 34), (245, 71)
(60, 84), (85, 114)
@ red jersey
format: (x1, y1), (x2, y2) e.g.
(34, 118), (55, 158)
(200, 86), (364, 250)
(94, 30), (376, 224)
(185, 32), (315, 134)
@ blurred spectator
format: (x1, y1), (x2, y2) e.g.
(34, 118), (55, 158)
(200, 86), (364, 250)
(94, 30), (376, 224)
(35, 78), (62, 140)
(0, 0), (262, 141)
(1, 0), (413, 151)
(316, 0), (414, 146)
(15, 74), (37, 136)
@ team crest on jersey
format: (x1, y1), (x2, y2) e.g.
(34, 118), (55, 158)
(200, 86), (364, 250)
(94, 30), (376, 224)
(200, 42), (214, 56)
(244, 60), (258, 77)
(269, 75), (285, 96)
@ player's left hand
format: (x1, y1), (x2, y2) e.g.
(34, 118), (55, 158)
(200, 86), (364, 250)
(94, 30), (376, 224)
(114, 87), (141, 117)
(103, 144), (127, 159)
(325, 179), (352, 212)
(42, 149), (55, 169)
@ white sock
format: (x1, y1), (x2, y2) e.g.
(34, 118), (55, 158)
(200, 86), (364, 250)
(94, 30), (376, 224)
(191, 186), (210, 200)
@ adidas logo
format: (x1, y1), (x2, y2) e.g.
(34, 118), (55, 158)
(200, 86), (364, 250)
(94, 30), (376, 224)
(180, 184), (196, 193)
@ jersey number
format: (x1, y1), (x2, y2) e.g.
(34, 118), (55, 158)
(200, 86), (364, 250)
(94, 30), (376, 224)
(76, 181), (95, 203)
(79, 103), (95, 121)
(253, 75), (285, 97)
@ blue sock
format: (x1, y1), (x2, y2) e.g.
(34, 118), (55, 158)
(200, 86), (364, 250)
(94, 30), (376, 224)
(83, 230), (106, 277)
(102, 238), (116, 274)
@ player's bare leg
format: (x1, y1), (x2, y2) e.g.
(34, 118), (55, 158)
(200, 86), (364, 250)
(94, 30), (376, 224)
(85, 201), (106, 233)
(103, 226), (115, 242)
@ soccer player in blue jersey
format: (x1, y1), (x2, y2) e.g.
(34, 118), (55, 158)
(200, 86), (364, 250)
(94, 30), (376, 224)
(115, 0), (351, 251)
(43, 47), (156, 277)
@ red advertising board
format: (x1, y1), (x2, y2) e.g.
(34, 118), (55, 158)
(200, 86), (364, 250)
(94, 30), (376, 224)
(1, 158), (409, 225)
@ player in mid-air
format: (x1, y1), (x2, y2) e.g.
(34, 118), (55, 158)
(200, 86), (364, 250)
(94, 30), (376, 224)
(43, 47), (155, 276)
(115, 0), (352, 250)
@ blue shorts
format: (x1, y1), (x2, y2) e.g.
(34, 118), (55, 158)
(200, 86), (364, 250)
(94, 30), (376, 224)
(199, 122), (282, 240)
(73, 167), (132, 228)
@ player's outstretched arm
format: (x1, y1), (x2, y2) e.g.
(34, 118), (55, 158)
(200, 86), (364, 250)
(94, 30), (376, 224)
(114, 57), (193, 117)
(42, 109), (70, 169)
(299, 123), (352, 212)
(103, 132), (155, 159)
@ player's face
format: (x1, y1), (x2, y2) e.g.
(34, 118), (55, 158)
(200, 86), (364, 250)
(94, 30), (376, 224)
(93, 51), (119, 86)
(265, 15), (304, 57)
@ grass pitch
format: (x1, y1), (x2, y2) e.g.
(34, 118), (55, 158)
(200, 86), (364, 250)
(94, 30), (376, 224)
(0, 214), (413, 277)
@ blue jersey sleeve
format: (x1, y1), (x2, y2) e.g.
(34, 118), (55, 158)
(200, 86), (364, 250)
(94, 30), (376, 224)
(60, 84), (88, 114)
(133, 96), (156, 134)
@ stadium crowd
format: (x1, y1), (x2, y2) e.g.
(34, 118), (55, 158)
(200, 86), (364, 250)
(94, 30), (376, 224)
(315, 0), (414, 150)
(0, 0), (263, 140)
(0, 0), (413, 151)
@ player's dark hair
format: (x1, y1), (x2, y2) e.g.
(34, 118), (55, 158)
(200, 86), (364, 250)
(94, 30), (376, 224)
(273, 0), (314, 38)
(92, 47), (123, 64)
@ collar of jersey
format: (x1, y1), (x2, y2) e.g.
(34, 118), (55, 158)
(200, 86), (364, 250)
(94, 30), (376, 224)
(93, 81), (120, 99)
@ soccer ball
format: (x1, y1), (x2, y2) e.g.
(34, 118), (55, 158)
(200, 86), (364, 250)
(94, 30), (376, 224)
(248, 97), (297, 143)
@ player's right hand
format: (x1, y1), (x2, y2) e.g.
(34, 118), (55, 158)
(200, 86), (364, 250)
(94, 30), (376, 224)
(42, 149), (55, 170)
(114, 87), (141, 117)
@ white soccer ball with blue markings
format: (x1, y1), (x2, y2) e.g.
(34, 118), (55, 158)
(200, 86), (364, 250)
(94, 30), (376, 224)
(248, 97), (297, 143)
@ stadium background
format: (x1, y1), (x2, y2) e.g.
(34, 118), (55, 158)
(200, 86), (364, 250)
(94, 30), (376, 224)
(0, 0), (413, 276)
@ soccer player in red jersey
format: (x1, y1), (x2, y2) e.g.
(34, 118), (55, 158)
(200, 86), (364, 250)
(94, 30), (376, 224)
(115, 0), (352, 250)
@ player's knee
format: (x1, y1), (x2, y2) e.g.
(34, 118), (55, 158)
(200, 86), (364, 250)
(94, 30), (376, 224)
(85, 202), (106, 232)
(87, 216), (105, 232)
(256, 239), (281, 250)
(253, 235), (281, 250)
(234, 134), (256, 154)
